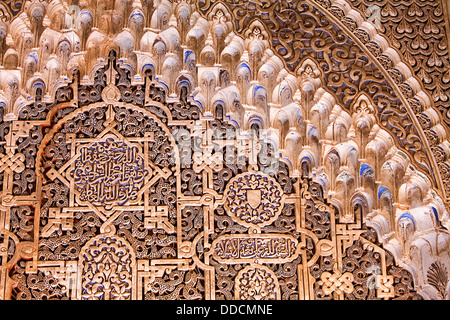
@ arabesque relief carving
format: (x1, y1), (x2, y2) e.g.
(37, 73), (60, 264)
(0, 0), (449, 300)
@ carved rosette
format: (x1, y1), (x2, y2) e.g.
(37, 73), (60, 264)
(223, 172), (284, 228)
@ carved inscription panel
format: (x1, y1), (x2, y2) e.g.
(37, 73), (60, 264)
(73, 138), (148, 207)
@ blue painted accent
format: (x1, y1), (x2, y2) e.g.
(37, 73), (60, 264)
(53, 81), (66, 87)
(266, 138), (277, 147)
(129, 9), (144, 20)
(157, 80), (169, 92)
(360, 163), (372, 176)
(26, 52), (38, 64)
(399, 212), (416, 228)
(237, 62), (251, 75)
(178, 80), (191, 91)
(253, 84), (265, 98)
(32, 81), (45, 89)
(121, 63), (133, 72)
(141, 63), (154, 74)
(229, 119), (239, 128)
(193, 98), (203, 109)
(15, 100), (25, 109)
(79, 9), (93, 18)
(281, 157), (292, 167)
(301, 156), (311, 162)
(184, 50), (193, 64)
(213, 99), (224, 106)
(431, 206), (439, 223)
(249, 118), (262, 125)
(377, 186), (389, 198)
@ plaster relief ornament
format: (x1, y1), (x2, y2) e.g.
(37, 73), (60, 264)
(72, 137), (148, 208)
(235, 264), (281, 300)
(223, 172), (284, 228)
(79, 233), (136, 300)
(0, 0), (448, 301)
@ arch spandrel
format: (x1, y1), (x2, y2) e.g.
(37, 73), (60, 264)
(0, 0), (448, 300)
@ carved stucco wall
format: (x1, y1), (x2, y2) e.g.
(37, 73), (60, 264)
(0, 0), (448, 300)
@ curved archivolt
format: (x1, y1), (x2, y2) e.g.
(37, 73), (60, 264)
(0, 0), (448, 300)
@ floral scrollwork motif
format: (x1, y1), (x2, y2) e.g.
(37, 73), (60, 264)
(79, 234), (136, 300)
(235, 264), (281, 300)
